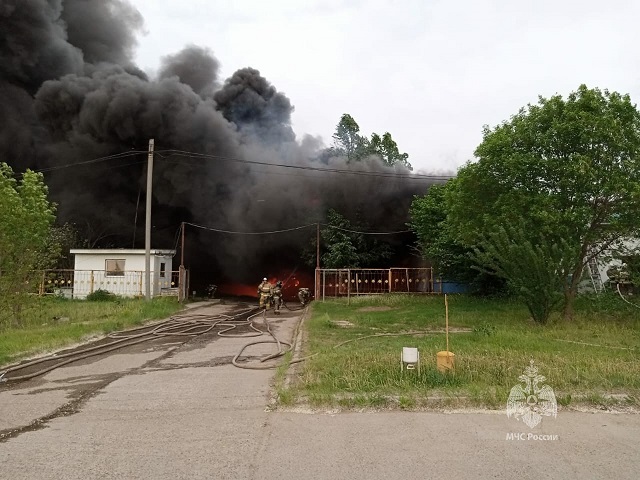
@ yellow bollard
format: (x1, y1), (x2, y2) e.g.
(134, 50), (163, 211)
(437, 350), (455, 373)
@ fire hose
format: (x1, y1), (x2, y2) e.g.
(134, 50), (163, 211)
(617, 283), (640, 309)
(0, 306), (268, 383)
(232, 309), (292, 369)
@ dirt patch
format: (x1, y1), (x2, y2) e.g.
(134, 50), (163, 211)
(356, 306), (396, 312)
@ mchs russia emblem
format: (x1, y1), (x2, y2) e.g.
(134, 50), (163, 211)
(507, 360), (557, 428)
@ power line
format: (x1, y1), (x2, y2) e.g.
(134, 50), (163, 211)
(33, 151), (147, 173)
(157, 149), (453, 181)
(183, 221), (411, 236)
(26, 146), (454, 181)
(323, 225), (411, 235)
(184, 221), (318, 235)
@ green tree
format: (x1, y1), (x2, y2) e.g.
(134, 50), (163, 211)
(369, 132), (412, 170)
(471, 224), (575, 324)
(44, 223), (84, 270)
(305, 209), (391, 268)
(409, 182), (466, 279)
(332, 114), (369, 161)
(0, 163), (56, 326)
(330, 114), (411, 169)
(448, 85), (640, 319)
(409, 181), (505, 294)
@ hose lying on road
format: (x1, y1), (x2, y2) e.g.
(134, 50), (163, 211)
(232, 309), (292, 370)
(0, 306), (265, 383)
(281, 300), (307, 312)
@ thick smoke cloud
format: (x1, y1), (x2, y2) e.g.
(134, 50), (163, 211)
(61, 0), (143, 67)
(159, 45), (219, 97)
(0, 0), (430, 287)
(0, 0), (83, 93)
(214, 67), (296, 145)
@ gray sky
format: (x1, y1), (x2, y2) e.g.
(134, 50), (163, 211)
(129, 0), (640, 173)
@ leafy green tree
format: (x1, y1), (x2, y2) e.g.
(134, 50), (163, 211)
(305, 209), (391, 268)
(0, 163), (56, 326)
(447, 85), (640, 319)
(369, 132), (412, 170)
(44, 223), (84, 270)
(409, 181), (505, 294)
(471, 224), (575, 324)
(409, 182), (466, 278)
(330, 114), (411, 169)
(332, 114), (369, 161)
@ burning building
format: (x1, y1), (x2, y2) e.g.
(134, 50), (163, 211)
(0, 0), (436, 296)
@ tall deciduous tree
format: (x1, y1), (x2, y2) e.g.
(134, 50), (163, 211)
(409, 181), (506, 294)
(330, 114), (411, 169)
(305, 209), (391, 268)
(369, 132), (412, 170)
(0, 163), (56, 325)
(332, 114), (369, 162)
(448, 85), (640, 319)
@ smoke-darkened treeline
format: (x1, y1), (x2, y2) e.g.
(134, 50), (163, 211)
(0, 0), (432, 286)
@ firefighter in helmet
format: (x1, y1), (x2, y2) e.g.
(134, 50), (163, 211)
(258, 277), (272, 308)
(298, 287), (310, 306)
(271, 281), (283, 314)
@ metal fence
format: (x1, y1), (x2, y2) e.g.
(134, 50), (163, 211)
(38, 269), (186, 300)
(316, 268), (438, 300)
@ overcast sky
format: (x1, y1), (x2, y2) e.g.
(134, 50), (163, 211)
(129, 0), (640, 173)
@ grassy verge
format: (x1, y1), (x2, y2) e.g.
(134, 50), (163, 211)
(0, 296), (184, 367)
(280, 293), (640, 410)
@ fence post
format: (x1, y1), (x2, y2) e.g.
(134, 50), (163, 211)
(90, 270), (95, 294)
(39, 271), (46, 296)
(315, 268), (320, 302)
(388, 269), (392, 293)
(430, 268), (434, 293)
(406, 268), (410, 293)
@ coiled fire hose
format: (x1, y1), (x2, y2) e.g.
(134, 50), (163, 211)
(232, 309), (293, 369)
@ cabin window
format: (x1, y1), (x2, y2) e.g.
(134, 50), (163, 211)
(160, 262), (166, 278)
(105, 259), (126, 276)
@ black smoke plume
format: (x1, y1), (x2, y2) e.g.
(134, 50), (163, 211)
(0, 0), (432, 290)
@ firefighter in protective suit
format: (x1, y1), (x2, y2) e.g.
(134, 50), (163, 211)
(258, 278), (272, 308)
(271, 281), (283, 314)
(298, 287), (310, 306)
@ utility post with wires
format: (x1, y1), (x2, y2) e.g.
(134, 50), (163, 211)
(315, 222), (320, 301)
(179, 221), (187, 302)
(145, 138), (154, 301)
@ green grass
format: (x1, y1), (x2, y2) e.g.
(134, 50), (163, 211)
(0, 296), (183, 366)
(282, 293), (640, 409)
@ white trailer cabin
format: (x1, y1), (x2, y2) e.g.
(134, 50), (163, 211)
(70, 249), (176, 299)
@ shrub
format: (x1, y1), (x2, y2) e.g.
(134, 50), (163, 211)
(86, 289), (117, 301)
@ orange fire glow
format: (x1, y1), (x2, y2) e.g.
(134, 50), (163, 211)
(217, 270), (314, 301)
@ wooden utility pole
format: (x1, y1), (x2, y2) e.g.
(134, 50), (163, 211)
(316, 223), (320, 270)
(144, 139), (154, 301)
(180, 222), (185, 267)
(315, 223), (320, 300)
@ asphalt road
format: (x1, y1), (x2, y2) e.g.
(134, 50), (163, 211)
(1, 302), (638, 479)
